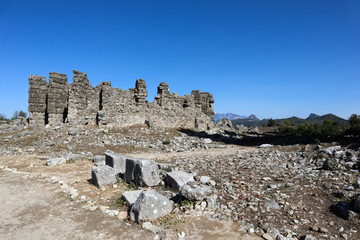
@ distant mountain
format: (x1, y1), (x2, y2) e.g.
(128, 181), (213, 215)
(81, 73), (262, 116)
(232, 113), (349, 127)
(306, 113), (320, 120)
(214, 113), (247, 122)
(310, 114), (349, 126)
(248, 114), (259, 121)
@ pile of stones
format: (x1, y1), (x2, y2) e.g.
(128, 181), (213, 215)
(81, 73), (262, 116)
(91, 150), (215, 223)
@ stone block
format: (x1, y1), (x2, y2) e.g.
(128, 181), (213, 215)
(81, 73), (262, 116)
(122, 190), (143, 207)
(165, 170), (194, 190)
(91, 165), (117, 187)
(181, 184), (212, 201)
(46, 157), (66, 166)
(125, 158), (160, 187)
(130, 190), (173, 223)
(105, 150), (127, 176)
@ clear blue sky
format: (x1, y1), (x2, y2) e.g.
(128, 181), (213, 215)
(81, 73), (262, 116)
(0, 0), (359, 119)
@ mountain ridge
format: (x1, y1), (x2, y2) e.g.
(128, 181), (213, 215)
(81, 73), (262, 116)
(230, 113), (349, 127)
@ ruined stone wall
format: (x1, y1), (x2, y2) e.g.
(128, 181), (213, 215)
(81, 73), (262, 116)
(67, 70), (98, 125)
(47, 72), (68, 125)
(28, 70), (215, 130)
(28, 75), (48, 126)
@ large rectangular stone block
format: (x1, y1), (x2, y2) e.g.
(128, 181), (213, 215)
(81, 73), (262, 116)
(125, 158), (160, 187)
(165, 170), (195, 190)
(91, 165), (117, 187)
(105, 150), (127, 177)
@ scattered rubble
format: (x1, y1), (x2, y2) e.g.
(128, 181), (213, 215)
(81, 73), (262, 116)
(1, 114), (360, 239)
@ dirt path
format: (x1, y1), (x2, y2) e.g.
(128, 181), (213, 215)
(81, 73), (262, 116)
(0, 170), (150, 240)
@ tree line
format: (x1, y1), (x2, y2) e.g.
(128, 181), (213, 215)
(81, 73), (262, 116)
(266, 114), (360, 137)
(0, 110), (28, 121)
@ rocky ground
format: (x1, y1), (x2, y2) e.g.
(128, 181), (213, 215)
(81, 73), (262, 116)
(0, 119), (359, 240)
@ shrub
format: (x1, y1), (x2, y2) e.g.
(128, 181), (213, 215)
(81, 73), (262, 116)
(19, 110), (27, 118)
(267, 118), (275, 127)
(0, 113), (7, 120)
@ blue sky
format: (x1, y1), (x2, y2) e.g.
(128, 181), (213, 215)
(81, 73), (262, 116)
(0, 0), (359, 119)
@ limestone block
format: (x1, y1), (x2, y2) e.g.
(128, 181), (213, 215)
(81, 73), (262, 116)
(122, 190), (143, 207)
(130, 190), (173, 223)
(181, 184), (212, 201)
(91, 165), (117, 187)
(105, 150), (127, 176)
(125, 158), (160, 187)
(165, 170), (195, 190)
(46, 157), (66, 166)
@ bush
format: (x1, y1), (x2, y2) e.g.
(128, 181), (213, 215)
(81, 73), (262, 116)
(12, 111), (19, 120)
(19, 110), (27, 118)
(0, 113), (7, 120)
(267, 118), (275, 127)
(345, 114), (360, 136)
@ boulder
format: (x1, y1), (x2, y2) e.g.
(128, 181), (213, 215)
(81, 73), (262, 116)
(46, 157), (66, 166)
(354, 196), (360, 212)
(165, 170), (194, 190)
(122, 190), (143, 207)
(181, 184), (212, 201)
(320, 146), (341, 155)
(125, 158), (160, 187)
(130, 190), (173, 223)
(91, 165), (117, 187)
(105, 150), (127, 176)
(322, 158), (339, 170)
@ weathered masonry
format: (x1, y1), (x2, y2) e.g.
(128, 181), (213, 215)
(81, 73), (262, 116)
(28, 70), (215, 130)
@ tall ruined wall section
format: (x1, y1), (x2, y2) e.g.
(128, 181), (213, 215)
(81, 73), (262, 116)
(47, 72), (68, 125)
(28, 70), (215, 130)
(28, 75), (48, 125)
(67, 70), (98, 125)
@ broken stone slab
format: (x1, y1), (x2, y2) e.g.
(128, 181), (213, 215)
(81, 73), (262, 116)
(130, 190), (173, 223)
(260, 144), (273, 148)
(206, 195), (218, 209)
(93, 155), (105, 166)
(105, 150), (127, 176)
(125, 158), (160, 187)
(199, 176), (211, 184)
(264, 200), (280, 210)
(46, 157), (66, 166)
(181, 184), (212, 201)
(142, 222), (163, 234)
(65, 152), (84, 162)
(157, 163), (173, 171)
(165, 170), (195, 190)
(91, 165), (117, 187)
(122, 190), (143, 207)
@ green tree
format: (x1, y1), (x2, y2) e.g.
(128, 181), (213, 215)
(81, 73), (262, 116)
(284, 119), (291, 126)
(267, 118), (275, 127)
(349, 114), (360, 126)
(19, 110), (27, 118)
(0, 113), (7, 120)
(12, 111), (19, 120)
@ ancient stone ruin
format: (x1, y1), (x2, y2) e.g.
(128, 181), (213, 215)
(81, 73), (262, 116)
(28, 70), (214, 130)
